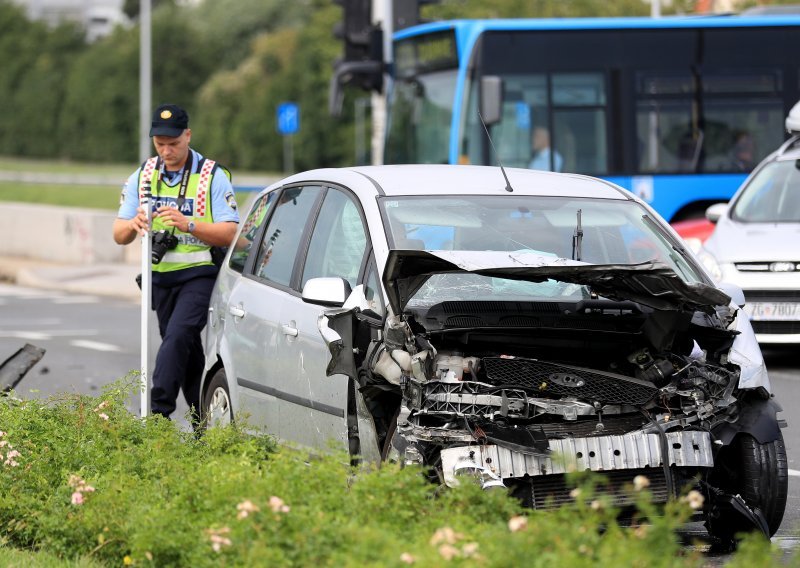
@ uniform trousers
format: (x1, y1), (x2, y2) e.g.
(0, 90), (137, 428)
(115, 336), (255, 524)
(151, 275), (215, 422)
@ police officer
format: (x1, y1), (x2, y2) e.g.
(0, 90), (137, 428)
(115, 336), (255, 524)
(113, 103), (240, 425)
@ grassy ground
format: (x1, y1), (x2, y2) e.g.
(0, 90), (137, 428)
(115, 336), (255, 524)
(0, 156), (131, 177)
(0, 156), (273, 211)
(0, 182), (121, 210)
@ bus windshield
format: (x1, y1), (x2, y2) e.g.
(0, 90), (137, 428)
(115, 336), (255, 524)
(385, 69), (457, 164)
(386, 30), (459, 164)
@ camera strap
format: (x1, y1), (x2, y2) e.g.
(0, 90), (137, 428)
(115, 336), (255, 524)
(156, 152), (194, 216)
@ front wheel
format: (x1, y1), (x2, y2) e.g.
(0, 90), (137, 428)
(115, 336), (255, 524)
(707, 431), (788, 542)
(202, 368), (233, 429)
(737, 432), (789, 535)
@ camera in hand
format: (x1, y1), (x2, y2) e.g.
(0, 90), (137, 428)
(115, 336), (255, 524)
(151, 230), (179, 264)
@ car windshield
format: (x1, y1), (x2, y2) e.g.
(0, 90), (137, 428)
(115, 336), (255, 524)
(731, 159), (800, 223)
(380, 195), (703, 307)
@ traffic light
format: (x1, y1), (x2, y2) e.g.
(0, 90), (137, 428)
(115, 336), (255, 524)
(330, 0), (384, 115)
(393, 0), (438, 31)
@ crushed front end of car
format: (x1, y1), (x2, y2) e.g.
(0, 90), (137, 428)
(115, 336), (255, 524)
(320, 250), (787, 546)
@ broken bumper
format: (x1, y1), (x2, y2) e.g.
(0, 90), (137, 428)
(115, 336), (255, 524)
(439, 430), (714, 487)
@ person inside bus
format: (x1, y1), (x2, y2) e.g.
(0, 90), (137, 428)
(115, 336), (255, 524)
(528, 126), (563, 172)
(729, 131), (756, 172)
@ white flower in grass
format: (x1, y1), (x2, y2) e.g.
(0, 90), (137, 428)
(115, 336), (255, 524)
(508, 515), (528, 532)
(236, 499), (260, 519)
(268, 496), (290, 513)
(633, 475), (650, 491)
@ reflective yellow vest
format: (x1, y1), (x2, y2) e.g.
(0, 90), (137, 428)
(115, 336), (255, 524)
(138, 155), (224, 273)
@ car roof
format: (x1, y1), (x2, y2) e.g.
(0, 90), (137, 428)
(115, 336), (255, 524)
(271, 164), (632, 200)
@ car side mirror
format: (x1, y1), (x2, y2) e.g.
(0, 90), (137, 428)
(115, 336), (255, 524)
(705, 202), (729, 224)
(302, 277), (352, 307)
(718, 281), (746, 309)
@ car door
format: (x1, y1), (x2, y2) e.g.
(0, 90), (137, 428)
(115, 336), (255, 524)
(224, 185), (323, 434)
(276, 186), (370, 448)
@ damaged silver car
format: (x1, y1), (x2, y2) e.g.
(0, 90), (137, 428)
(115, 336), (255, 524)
(201, 165), (787, 546)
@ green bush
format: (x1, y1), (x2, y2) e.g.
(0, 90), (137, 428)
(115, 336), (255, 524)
(0, 381), (790, 567)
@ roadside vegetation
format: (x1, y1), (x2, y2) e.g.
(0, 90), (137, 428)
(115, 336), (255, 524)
(0, 379), (791, 567)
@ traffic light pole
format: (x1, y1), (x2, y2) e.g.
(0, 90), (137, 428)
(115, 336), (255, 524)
(371, 0), (391, 164)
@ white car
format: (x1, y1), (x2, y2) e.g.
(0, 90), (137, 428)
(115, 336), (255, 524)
(201, 164), (786, 546)
(698, 102), (800, 344)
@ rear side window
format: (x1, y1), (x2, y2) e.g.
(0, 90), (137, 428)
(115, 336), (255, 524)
(228, 192), (276, 273)
(253, 186), (322, 286)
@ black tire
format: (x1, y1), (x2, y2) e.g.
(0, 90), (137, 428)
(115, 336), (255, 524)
(202, 368), (233, 429)
(737, 432), (789, 536)
(709, 431), (788, 539)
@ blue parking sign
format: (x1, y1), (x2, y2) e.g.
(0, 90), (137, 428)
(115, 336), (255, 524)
(277, 102), (299, 135)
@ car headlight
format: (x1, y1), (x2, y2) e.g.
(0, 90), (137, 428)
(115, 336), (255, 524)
(682, 237), (703, 255)
(696, 249), (723, 283)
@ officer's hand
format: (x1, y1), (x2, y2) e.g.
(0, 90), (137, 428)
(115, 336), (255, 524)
(130, 206), (150, 236)
(156, 205), (188, 232)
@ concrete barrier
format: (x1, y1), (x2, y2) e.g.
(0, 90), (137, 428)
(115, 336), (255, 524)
(1, 203), (139, 265)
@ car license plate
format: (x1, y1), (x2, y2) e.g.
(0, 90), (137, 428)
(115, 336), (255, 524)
(743, 302), (800, 321)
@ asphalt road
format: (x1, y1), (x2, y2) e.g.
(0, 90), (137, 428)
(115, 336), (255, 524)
(0, 282), (798, 547)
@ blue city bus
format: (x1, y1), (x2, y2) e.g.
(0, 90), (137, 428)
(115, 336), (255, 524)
(384, 15), (800, 222)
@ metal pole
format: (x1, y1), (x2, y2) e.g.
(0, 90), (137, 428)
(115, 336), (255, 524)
(139, 181), (152, 418)
(139, 0), (152, 162)
(370, 0), (392, 165)
(283, 135), (295, 174)
(651, 0), (661, 18)
(355, 97), (368, 165)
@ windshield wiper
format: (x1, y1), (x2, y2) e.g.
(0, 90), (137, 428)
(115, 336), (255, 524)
(571, 209), (583, 261)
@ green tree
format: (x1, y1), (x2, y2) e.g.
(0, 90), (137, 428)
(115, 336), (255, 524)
(193, 0), (352, 171)
(58, 24), (140, 162)
(0, 1), (84, 156)
(9, 24), (85, 157)
(423, 0), (651, 19)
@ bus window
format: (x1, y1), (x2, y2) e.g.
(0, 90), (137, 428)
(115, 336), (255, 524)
(466, 71), (608, 175)
(552, 73), (608, 175)
(635, 70), (784, 174)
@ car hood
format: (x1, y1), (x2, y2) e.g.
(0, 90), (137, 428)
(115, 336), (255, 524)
(706, 219), (800, 262)
(382, 250), (730, 315)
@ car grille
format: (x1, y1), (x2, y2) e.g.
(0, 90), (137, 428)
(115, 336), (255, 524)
(482, 357), (658, 406)
(735, 262), (800, 272)
(751, 321), (800, 334)
(744, 290), (800, 301)
(537, 415), (647, 437)
(526, 468), (670, 509)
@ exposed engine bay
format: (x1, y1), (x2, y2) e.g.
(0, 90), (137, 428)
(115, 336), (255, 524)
(320, 251), (786, 544)
(366, 298), (735, 489)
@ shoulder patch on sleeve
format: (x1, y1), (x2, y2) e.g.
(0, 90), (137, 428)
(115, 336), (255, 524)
(225, 190), (238, 211)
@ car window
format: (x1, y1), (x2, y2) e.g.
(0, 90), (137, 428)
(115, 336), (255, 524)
(228, 192), (276, 273)
(301, 188), (368, 288)
(363, 263), (385, 318)
(253, 186), (322, 286)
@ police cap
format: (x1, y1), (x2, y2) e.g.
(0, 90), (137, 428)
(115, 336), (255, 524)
(150, 104), (189, 137)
